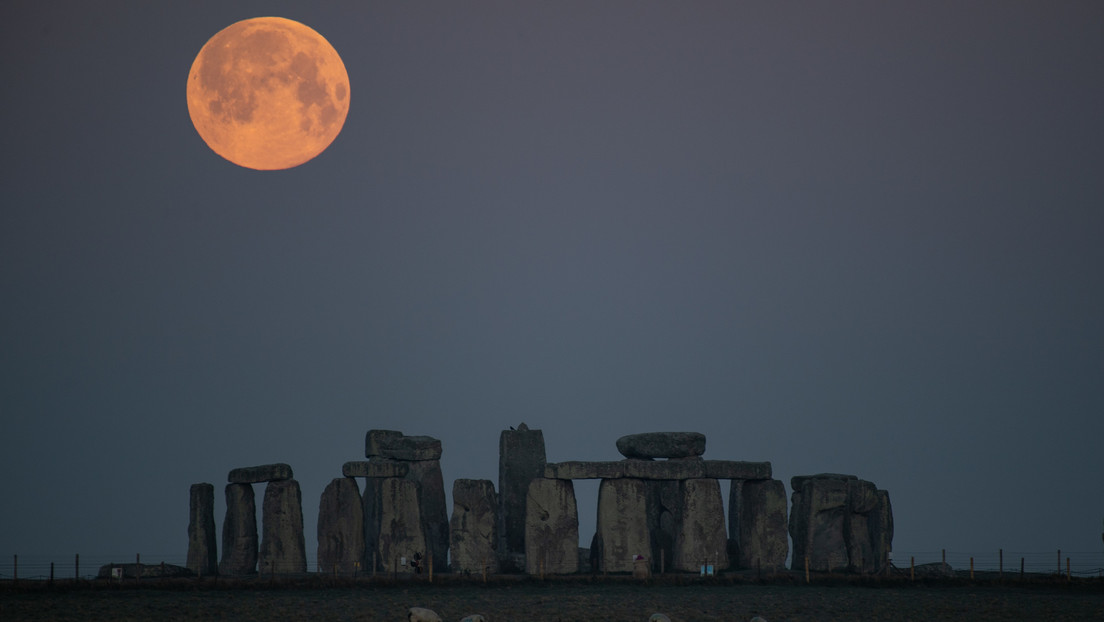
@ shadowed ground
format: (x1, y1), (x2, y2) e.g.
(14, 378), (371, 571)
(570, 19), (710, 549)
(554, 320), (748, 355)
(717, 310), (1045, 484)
(2, 576), (1102, 621)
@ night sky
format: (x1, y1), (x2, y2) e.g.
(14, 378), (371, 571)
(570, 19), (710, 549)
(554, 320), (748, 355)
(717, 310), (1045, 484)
(2, 2), (1102, 569)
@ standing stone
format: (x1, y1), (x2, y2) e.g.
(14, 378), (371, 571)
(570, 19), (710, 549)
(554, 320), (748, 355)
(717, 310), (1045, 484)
(219, 483), (257, 575)
(869, 489), (894, 573)
(789, 474), (854, 572)
(317, 477), (364, 574)
(673, 478), (728, 572)
(730, 479), (788, 570)
(364, 477), (425, 573)
(259, 479), (307, 575)
(186, 483), (218, 576)
(450, 479), (499, 574)
(405, 459), (449, 573)
(648, 480), (680, 573)
(596, 478), (651, 572)
(499, 423), (546, 571)
(525, 478), (578, 575)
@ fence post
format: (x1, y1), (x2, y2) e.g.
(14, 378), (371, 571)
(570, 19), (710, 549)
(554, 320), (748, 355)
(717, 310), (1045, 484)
(942, 549), (945, 565)
(50, 562), (54, 584)
(910, 556), (914, 581)
(1020, 557), (1024, 579)
(1057, 549), (1061, 576)
(12, 554), (16, 583)
(428, 556), (433, 583)
(999, 549), (1003, 578)
(1066, 557), (1070, 580)
(75, 553), (79, 580)
(969, 557), (974, 580)
(804, 556), (810, 584)
(136, 553), (140, 582)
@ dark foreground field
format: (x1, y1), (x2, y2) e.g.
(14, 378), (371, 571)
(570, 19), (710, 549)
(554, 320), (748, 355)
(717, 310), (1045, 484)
(3, 576), (1102, 621)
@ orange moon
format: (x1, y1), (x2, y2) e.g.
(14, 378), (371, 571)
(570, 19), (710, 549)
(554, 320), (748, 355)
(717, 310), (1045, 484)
(187, 17), (350, 170)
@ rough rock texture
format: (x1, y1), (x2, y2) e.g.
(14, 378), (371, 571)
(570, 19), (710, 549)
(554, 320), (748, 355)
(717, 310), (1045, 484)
(186, 483), (218, 577)
(219, 483), (257, 575)
(317, 477), (364, 574)
(524, 478), (578, 575)
(450, 479), (499, 574)
(648, 480), (680, 573)
(595, 478), (651, 572)
(365, 429), (442, 461)
(544, 460), (771, 481)
(789, 474), (893, 574)
(228, 463), (293, 484)
(405, 459), (449, 572)
(673, 479), (728, 571)
(342, 460), (410, 478)
(408, 607), (443, 622)
(363, 477), (425, 573)
(616, 432), (706, 459)
(259, 479), (307, 574)
(499, 424), (546, 571)
(729, 478), (789, 570)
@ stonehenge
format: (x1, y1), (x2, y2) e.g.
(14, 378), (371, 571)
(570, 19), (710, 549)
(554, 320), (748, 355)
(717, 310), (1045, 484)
(191, 428), (893, 577)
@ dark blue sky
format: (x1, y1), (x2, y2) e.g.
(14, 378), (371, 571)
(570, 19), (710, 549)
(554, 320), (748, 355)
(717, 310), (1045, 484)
(2, 1), (1102, 567)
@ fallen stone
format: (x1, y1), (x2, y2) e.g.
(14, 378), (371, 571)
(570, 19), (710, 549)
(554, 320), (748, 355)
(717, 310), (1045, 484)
(500, 424), (547, 569)
(616, 432), (706, 459)
(259, 479), (307, 574)
(219, 483), (257, 575)
(450, 479), (499, 574)
(408, 607), (442, 622)
(460, 616), (487, 622)
(342, 460), (409, 478)
(317, 477), (364, 574)
(363, 477), (425, 573)
(186, 483), (218, 577)
(228, 463), (293, 484)
(544, 460), (771, 481)
(97, 562), (193, 579)
(596, 478), (651, 572)
(649, 614), (672, 622)
(673, 478), (728, 572)
(525, 478), (579, 574)
(365, 429), (442, 461)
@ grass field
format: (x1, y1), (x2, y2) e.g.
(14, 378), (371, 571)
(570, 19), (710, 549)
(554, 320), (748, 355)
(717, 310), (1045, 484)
(2, 575), (1102, 621)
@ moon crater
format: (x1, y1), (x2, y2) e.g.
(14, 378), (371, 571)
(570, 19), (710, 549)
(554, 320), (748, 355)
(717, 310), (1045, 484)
(187, 17), (350, 170)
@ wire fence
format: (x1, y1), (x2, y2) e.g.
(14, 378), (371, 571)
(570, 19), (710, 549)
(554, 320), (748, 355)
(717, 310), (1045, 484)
(2, 550), (1102, 582)
(890, 550), (1104, 578)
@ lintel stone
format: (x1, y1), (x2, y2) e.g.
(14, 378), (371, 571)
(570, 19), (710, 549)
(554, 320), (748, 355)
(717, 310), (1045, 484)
(342, 460), (410, 478)
(228, 463), (293, 483)
(544, 460), (771, 481)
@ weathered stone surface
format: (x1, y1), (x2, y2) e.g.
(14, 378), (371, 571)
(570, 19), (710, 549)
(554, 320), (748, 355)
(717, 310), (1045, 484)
(789, 476), (850, 572)
(648, 480), (680, 573)
(259, 479), (307, 574)
(365, 429), (442, 461)
(363, 477), (425, 573)
(450, 479), (499, 574)
(406, 459), (449, 572)
(616, 432), (706, 459)
(729, 478), (788, 570)
(342, 460), (410, 478)
(228, 463), (293, 484)
(789, 474), (892, 574)
(544, 460), (771, 481)
(525, 478), (578, 574)
(500, 424), (547, 570)
(219, 483), (257, 575)
(673, 479), (728, 571)
(596, 478), (651, 572)
(408, 607), (443, 622)
(317, 477), (364, 574)
(186, 483), (217, 577)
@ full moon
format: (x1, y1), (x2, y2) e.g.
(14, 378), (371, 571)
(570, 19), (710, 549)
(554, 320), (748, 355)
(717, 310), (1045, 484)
(186, 17), (350, 170)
